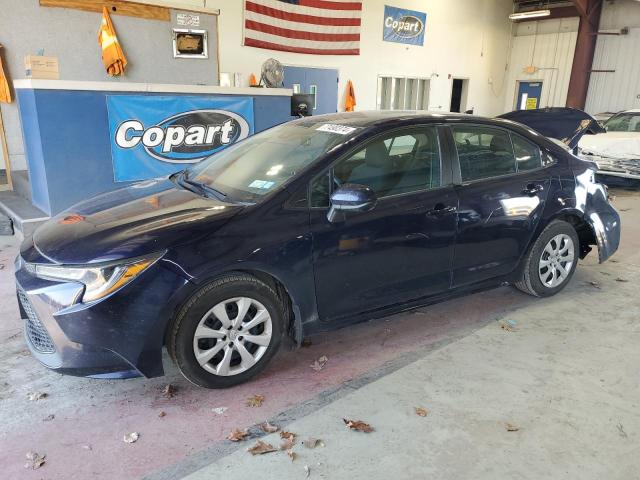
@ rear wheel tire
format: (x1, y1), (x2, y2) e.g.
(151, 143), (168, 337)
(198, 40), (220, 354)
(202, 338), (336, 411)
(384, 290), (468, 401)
(515, 220), (579, 297)
(168, 273), (284, 388)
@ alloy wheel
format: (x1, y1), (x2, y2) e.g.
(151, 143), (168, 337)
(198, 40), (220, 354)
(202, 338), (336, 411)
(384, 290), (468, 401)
(192, 297), (272, 376)
(538, 234), (575, 288)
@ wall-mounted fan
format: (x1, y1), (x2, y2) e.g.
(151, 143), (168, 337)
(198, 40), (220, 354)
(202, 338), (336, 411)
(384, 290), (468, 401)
(260, 58), (284, 88)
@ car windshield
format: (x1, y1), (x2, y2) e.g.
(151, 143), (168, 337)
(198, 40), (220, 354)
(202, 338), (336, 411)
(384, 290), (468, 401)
(604, 113), (640, 133)
(187, 121), (350, 203)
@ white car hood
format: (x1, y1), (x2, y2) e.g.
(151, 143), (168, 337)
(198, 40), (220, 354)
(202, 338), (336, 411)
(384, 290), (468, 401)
(579, 132), (640, 159)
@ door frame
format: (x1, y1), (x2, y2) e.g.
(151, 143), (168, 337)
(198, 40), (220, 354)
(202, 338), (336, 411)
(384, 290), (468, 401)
(282, 64), (341, 113)
(448, 77), (470, 113)
(513, 79), (544, 111)
(0, 106), (12, 191)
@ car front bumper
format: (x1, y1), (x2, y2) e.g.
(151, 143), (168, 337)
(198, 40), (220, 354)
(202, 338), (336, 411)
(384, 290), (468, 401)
(581, 153), (640, 182)
(14, 253), (191, 379)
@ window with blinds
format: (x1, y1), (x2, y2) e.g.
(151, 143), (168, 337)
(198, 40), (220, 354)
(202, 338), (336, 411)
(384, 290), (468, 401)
(377, 76), (430, 111)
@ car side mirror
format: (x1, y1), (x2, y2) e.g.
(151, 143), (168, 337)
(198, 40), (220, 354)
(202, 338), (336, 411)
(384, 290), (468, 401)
(327, 183), (377, 223)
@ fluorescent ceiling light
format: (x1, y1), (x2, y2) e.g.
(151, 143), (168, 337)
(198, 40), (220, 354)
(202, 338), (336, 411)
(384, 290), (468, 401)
(509, 9), (551, 20)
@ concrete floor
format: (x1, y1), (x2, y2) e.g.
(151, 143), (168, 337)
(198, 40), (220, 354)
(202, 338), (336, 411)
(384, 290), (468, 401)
(0, 189), (638, 479)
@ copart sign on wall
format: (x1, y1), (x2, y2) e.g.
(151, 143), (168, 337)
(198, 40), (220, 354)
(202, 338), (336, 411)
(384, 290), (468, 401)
(382, 5), (426, 46)
(107, 95), (254, 182)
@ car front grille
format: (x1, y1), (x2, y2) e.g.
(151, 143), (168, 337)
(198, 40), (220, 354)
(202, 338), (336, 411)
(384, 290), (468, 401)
(18, 289), (56, 354)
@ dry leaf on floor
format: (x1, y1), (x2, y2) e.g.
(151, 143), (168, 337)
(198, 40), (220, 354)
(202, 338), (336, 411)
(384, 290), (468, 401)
(610, 259), (619, 263)
(600, 271), (611, 276)
(246, 394), (265, 407)
(500, 323), (514, 332)
(301, 339), (312, 348)
(504, 422), (520, 432)
(415, 407), (429, 417)
(161, 384), (177, 398)
(287, 450), (296, 462)
(227, 429), (249, 442)
(158, 411), (166, 418)
(310, 355), (328, 372)
(615, 277), (629, 283)
(280, 435), (296, 451)
(123, 432), (139, 443)
(617, 423), (627, 438)
(212, 407), (228, 415)
(343, 418), (374, 433)
(303, 437), (324, 449)
(280, 431), (296, 449)
(43, 414), (55, 422)
(247, 440), (277, 455)
(27, 392), (47, 401)
(260, 421), (279, 434)
(587, 281), (601, 289)
(304, 465), (310, 477)
(24, 451), (45, 470)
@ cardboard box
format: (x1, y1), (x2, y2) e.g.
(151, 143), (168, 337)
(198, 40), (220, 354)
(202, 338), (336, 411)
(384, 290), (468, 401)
(24, 55), (59, 80)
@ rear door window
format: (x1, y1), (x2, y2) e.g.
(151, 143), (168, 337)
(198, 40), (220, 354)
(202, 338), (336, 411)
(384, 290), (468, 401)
(511, 134), (542, 171)
(452, 126), (516, 182)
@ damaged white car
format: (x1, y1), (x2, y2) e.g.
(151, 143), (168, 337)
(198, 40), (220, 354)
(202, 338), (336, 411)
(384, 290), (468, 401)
(499, 107), (640, 186)
(578, 110), (640, 183)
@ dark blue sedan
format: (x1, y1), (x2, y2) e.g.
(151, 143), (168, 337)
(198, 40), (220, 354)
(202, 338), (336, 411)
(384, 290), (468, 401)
(15, 111), (620, 388)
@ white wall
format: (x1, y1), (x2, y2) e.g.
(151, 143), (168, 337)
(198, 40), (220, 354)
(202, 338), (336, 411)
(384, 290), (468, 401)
(207, 0), (514, 116)
(585, 0), (640, 114)
(502, 17), (579, 113)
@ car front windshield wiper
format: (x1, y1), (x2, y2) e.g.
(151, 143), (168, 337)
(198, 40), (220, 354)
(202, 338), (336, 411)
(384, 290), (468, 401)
(177, 170), (229, 201)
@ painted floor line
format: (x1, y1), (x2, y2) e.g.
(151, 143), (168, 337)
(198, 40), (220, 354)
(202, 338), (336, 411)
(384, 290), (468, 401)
(143, 317), (497, 480)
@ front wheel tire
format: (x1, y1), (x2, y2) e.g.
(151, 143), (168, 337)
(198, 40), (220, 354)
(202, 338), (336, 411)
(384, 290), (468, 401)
(515, 220), (579, 297)
(168, 273), (284, 388)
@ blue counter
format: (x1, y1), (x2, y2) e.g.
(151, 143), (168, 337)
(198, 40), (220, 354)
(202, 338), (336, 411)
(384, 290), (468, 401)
(15, 80), (293, 216)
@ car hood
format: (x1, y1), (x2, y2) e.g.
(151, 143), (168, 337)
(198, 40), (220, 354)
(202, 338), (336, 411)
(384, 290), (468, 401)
(578, 132), (640, 160)
(31, 178), (244, 264)
(498, 107), (606, 149)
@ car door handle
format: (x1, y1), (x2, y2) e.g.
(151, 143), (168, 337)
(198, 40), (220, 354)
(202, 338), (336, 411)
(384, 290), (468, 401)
(522, 183), (544, 196)
(426, 203), (457, 216)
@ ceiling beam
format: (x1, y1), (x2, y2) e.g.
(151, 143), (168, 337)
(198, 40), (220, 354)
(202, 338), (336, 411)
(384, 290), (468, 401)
(571, 0), (603, 26)
(572, 0), (589, 17)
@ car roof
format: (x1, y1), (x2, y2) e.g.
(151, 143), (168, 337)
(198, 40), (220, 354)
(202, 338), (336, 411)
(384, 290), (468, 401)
(295, 110), (496, 129)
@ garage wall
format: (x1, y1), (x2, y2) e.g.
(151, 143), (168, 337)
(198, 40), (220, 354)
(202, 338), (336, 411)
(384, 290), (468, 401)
(206, 0), (514, 117)
(585, 0), (640, 114)
(502, 17), (579, 113)
(0, 0), (219, 172)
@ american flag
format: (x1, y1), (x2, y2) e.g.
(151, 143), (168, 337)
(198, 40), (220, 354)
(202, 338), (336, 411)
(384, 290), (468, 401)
(243, 0), (362, 55)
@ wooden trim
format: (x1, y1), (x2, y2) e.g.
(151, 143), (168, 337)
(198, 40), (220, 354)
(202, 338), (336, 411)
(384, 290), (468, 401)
(134, 0), (219, 15)
(215, 14), (221, 85)
(0, 107), (13, 191)
(39, 0), (171, 21)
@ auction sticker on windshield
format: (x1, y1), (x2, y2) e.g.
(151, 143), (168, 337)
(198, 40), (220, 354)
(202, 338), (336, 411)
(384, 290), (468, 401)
(316, 124), (358, 135)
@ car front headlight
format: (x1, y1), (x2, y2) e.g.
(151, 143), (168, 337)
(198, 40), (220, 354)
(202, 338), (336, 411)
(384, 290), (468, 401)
(26, 254), (162, 302)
